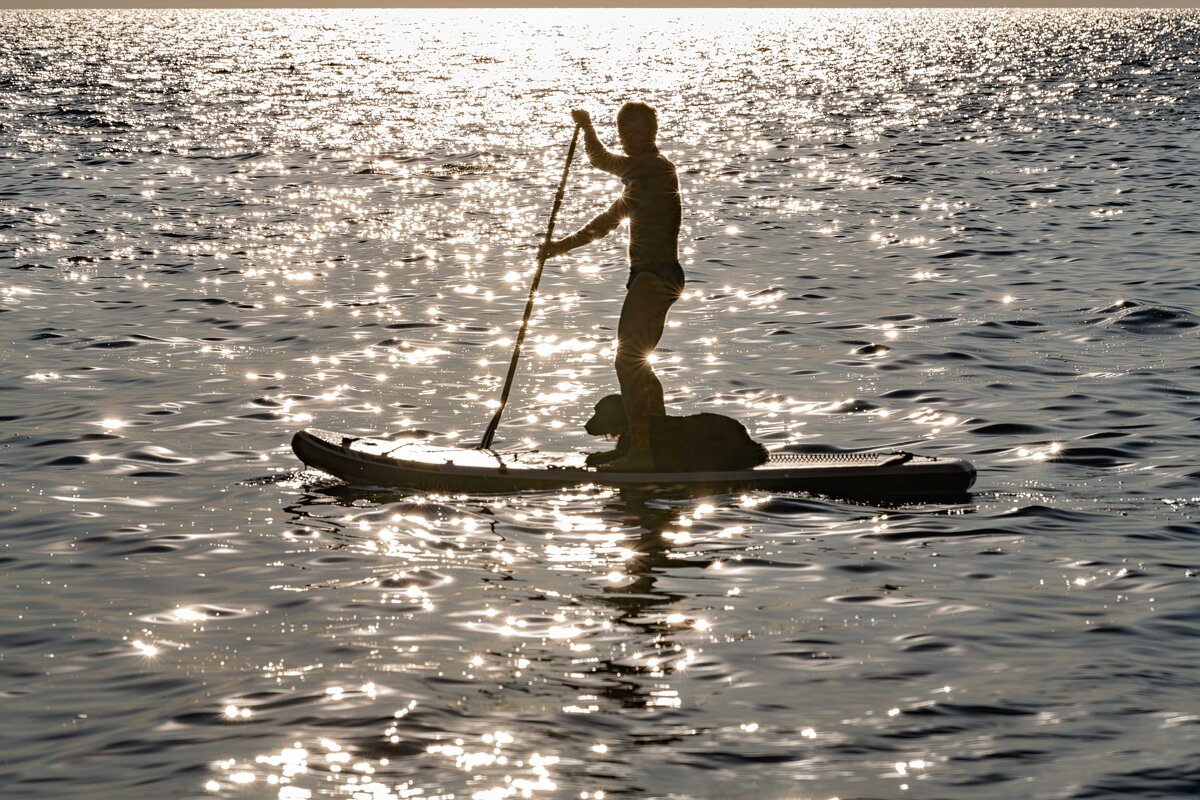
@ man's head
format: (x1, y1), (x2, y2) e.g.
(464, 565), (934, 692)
(617, 101), (658, 155)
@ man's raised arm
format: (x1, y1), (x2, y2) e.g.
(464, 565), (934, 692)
(573, 109), (631, 177)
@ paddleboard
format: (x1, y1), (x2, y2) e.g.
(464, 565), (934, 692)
(292, 428), (975, 500)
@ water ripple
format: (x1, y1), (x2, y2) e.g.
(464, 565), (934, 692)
(2, 8), (1200, 800)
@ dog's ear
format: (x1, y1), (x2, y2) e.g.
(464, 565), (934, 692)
(600, 394), (627, 424)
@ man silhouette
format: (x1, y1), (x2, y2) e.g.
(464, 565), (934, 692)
(540, 102), (683, 471)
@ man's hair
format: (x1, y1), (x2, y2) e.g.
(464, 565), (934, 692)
(617, 101), (658, 144)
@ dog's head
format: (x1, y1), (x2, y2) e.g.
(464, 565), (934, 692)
(584, 394), (628, 437)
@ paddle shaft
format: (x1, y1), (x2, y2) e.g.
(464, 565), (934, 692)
(479, 124), (581, 450)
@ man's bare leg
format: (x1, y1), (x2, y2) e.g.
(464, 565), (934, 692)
(601, 271), (678, 471)
(613, 377), (655, 471)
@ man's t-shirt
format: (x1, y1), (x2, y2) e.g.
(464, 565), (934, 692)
(556, 127), (682, 281)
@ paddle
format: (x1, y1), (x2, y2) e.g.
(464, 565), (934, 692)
(479, 123), (581, 451)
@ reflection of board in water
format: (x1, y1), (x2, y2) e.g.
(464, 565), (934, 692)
(292, 428), (976, 501)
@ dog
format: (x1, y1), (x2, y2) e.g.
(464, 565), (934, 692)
(584, 394), (769, 472)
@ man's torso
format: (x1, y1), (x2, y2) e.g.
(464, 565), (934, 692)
(621, 152), (682, 271)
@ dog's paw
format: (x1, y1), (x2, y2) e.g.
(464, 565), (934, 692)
(585, 448), (623, 467)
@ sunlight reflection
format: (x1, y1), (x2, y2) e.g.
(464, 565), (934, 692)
(224, 705), (253, 720)
(130, 639), (158, 658)
(173, 607), (209, 623)
(1015, 441), (1062, 461)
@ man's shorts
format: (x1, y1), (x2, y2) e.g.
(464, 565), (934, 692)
(627, 261), (685, 295)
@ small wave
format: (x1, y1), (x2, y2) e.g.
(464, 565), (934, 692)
(818, 398), (880, 413)
(1110, 305), (1199, 333)
(1052, 446), (1137, 467)
(971, 422), (1049, 436)
(1087, 300), (1199, 333)
(995, 504), (1107, 523)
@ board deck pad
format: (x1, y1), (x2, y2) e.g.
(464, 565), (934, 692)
(292, 428), (976, 500)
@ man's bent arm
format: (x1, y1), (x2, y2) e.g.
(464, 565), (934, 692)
(553, 197), (625, 255)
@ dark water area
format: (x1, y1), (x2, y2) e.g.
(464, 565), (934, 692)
(2, 8), (1199, 799)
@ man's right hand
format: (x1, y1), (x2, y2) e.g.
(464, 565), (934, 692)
(538, 240), (562, 261)
(570, 109), (592, 128)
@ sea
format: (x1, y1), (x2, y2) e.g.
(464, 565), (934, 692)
(1, 8), (1198, 799)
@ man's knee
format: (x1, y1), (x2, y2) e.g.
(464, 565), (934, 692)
(615, 347), (644, 378)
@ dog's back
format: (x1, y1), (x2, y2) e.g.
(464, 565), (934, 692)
(583, 393), (768, 472)
(649, 413), (769, 472)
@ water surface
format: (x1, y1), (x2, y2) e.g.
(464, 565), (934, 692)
(2, 9), (1199, 799)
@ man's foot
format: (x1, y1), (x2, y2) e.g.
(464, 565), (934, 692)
(596, 452), (656, 472)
